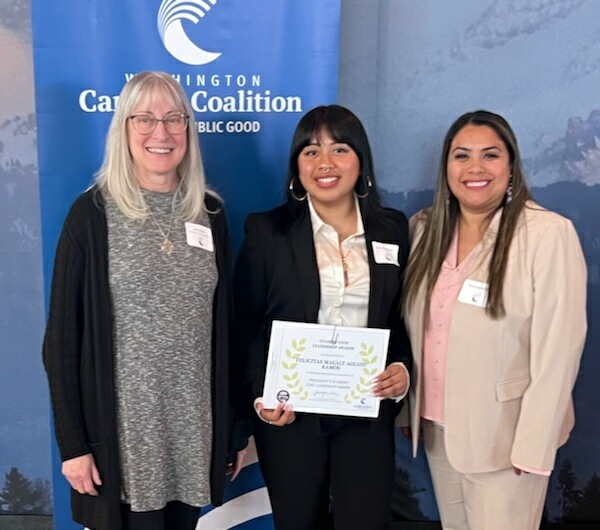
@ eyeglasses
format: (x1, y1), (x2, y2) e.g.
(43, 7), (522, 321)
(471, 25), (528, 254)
(128, 113), (189, 135)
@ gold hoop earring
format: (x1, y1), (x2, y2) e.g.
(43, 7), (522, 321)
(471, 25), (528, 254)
(356, 175), (373, 199)
(289, 178), (307, 202)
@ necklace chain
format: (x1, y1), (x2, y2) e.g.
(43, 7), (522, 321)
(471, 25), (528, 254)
(148, 190), (179, 255)
(339, 243), (353, 287)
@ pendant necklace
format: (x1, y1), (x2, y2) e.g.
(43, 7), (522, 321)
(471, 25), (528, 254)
(148, 190), (178, 255)
(340, 245), (352, 287)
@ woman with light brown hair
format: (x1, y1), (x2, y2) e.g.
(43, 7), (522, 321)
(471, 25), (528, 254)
(402, 110), (587, 530)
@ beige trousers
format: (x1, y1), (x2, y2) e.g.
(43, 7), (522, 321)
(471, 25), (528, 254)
(422, 420), (549, 530)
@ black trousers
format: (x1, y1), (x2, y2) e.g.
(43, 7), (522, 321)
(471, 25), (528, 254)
(121, 500), (200, 530)
(253, 415), (395, 530)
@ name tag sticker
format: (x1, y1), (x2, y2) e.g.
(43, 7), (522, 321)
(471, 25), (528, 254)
(458, 279), (489, 308)
(185, 222), (214, 252)
(372, 241), (400, 266)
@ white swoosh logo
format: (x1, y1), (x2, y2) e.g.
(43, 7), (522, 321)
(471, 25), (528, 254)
(158, 0), (222, 65)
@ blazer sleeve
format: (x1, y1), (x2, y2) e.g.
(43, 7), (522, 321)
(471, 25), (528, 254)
(42, 205), (91, 461)
(385, 210), (412, 372)
(510, 217), (587, 471)
(233, 214), (270, 401)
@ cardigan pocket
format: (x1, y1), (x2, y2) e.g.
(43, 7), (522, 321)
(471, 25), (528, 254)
(495, 375), (530, 402)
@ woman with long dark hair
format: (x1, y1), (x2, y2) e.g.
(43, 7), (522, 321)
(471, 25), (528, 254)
(235, 105), (412, 529)
(402, 110), (587, 530)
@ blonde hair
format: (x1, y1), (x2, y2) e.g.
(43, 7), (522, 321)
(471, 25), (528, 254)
(404, 110), (532, 320)
(95, 71), (213, 221)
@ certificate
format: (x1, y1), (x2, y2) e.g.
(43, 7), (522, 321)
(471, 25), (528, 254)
(262, 320), (390, 418)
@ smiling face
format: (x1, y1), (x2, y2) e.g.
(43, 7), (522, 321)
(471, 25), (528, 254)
(127, 91), (188, 190)
(446, 124), (512, 217)
(297, 129), (360, 210)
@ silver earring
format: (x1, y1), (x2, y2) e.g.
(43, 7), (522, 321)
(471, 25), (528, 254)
(356, 175), (373, 199)
(506, 176), (513, 204)
(289, 178), (307, 202)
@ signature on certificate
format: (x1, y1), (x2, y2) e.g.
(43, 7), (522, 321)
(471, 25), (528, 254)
(313, 390), (342, 400)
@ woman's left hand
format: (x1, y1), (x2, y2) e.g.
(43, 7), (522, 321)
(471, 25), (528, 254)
(256, 401), (296, 426)
(372, 364), (408, 399)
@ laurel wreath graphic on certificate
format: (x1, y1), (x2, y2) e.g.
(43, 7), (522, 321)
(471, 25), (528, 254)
(263, 321), (390, 417)
(281, 338), (309, 400)
(343, 343), (378, 404)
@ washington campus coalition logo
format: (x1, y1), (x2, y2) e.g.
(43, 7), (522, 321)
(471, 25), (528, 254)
(158, 0), (222, 65)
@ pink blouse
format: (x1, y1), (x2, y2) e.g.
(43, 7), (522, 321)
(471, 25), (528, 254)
(421, 229), (480, 424)
(420, 227), (550, 476)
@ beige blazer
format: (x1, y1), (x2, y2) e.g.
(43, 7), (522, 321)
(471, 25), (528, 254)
(401, 202), (587, 473)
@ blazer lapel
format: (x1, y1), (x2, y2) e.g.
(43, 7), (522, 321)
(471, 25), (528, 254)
(362, 207), (387, 328)
(289, 208), (320, 322)
(366, 232), (385, 327)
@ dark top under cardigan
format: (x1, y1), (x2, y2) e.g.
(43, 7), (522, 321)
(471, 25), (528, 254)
(42, 187), (242, 530)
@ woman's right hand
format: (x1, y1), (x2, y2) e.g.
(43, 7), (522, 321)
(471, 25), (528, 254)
(256, 401), (296, 427)
(62, 453), (102, 496)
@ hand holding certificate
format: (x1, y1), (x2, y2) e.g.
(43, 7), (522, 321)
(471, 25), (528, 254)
(262, 321), (390, 418)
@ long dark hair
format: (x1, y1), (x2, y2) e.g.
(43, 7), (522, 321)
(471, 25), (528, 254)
(404, 110), (532, 319)
(285, 105), (383, 213)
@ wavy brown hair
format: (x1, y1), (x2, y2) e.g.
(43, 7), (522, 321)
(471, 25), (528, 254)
(404, 110), (532, 320)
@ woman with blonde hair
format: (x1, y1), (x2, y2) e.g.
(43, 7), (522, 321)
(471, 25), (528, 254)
(402, 110), (587, 530)
(43, 71), (246, 530)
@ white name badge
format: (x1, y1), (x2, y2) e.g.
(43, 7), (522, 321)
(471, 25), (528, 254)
(185, 222), (214, 252)
(372, 241), (400, 266)
(458, 279), (489, 308)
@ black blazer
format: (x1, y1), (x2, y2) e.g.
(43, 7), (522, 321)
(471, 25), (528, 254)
(234, 200), (411, 426)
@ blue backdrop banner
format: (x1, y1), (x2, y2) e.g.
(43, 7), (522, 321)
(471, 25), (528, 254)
(31, 1), (341, 528)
